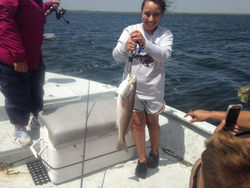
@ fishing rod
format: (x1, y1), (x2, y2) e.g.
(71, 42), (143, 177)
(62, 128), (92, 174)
(127, 51), (133, 77)
(127, 41), (141, 76)
(45, 0), (69, 24)
(55, 7), (69, 24)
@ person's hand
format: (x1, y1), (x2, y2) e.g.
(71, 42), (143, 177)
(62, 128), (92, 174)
(52, 1), (60, 10)
(14, 62), (28, 72)
(130, 30), (146, 47)
(213, 119), (239, 135)
(125, 30), (146, 52)
(214, 119), (226, 134)
(215, 119), (239, 133)
(125, 37), (137, 52)
(184, 110), (211, 123)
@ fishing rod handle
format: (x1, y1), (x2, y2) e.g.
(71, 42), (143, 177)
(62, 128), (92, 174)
(127, 61), (132, 73)
(127, 51), (133, 73)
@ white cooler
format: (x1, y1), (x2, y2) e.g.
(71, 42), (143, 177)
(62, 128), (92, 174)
(30, 99), (135, 184)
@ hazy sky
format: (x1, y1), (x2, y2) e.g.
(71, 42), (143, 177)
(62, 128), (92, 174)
(45, 0), (250, 14)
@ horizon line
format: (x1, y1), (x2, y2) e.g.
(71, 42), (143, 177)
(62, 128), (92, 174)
(64, 10), (250, 15)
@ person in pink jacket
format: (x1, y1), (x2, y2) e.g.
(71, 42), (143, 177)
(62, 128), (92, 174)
(0, 0), (60, 146)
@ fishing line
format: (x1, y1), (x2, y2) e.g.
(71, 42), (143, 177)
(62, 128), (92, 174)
(80, 40), (94, 188)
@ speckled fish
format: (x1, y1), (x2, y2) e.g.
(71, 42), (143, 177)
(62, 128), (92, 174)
(238, 85), (250, 103)
(116, 75), (136, 152)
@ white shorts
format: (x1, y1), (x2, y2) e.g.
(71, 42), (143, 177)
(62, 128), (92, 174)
(133, 100), (166, 115)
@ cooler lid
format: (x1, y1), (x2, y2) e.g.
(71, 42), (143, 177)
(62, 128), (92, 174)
(38, 99), (117, 147)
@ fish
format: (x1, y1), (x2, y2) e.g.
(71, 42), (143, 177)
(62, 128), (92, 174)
(116, 74), (136, 152)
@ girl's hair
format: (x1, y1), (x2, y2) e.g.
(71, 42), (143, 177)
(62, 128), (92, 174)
(202, 130), (250, 188)
(141, 0), (171, 13)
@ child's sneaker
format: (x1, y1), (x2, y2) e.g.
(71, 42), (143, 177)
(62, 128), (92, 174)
(13, 127), (32, 147)
(29, 117), (40, 129)
(147, 151), (159, 168)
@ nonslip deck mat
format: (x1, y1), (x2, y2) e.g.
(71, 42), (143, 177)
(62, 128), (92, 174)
(26, 160), (51, 185)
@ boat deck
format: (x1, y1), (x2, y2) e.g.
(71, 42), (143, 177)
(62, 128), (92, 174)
(0, 72), (215, 188)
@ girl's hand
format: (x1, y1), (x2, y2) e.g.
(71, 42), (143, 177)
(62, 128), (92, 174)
(130, 30), (146, 47)
(125, 37), (137, 52)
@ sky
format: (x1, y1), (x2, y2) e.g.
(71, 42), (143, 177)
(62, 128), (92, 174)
(44, 0), (250, 14)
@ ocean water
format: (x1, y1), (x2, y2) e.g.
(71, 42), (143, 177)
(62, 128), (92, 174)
(43, 12), (250, 124)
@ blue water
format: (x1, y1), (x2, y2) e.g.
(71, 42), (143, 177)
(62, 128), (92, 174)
(43, 12), (250, 123)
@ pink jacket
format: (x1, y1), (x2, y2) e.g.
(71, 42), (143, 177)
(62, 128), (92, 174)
(0, 0), (53, 69)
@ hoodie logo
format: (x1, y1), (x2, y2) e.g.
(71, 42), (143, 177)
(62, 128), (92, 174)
(134, 47), (154, 67)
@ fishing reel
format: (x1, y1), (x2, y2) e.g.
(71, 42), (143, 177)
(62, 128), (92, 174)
(49, 6), (69, 24)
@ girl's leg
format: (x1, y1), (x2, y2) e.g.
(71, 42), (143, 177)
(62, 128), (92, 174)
(132, 111), (147, 163)
(146, 113), (160, 168)
(132, 111), (147, 178)
(146, 113), (160, 155)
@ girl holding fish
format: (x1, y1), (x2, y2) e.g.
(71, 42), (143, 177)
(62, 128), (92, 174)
(113, 0), (173, 178)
